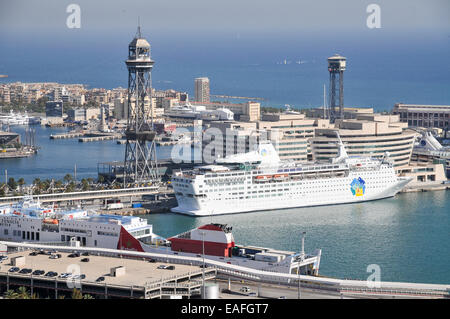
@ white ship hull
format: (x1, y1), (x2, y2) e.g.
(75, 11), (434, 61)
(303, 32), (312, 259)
(171, 138), (413, 216)
(172, 173), (412, 216)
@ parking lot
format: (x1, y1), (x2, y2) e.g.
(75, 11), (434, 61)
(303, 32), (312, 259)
(0, 250), (207, 288)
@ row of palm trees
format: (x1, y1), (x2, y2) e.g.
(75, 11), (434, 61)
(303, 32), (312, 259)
(3, 287), (94, 299)
(0, 174), (122, 197)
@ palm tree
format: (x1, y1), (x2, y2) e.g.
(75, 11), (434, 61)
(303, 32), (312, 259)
(83, 294), (94, 299)
(16, 286), (31, 299)
(71, 288), (83, 299)
(17, 178), (26, 191)
(64, 174), (73, 184)
(4, 289), (18, 299)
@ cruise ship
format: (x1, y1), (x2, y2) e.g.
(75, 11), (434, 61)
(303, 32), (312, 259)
(171, 134), (413, 216)
(0, 197), (321, 275)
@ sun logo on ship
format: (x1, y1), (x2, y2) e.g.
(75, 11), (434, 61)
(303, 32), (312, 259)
(260, 149), (268, 156)
(350, 177), (366, 196)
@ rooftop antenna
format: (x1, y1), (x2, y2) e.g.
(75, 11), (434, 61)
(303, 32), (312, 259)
(136, 16), (142, 38)
(323, 84), (327, 119)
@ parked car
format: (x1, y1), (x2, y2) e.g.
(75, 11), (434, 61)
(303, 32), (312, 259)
(32, 270), (45, 276)
(81, 252), (89, 256)
(81, 258), (89, 262)
(0, 255), (8, 262)
(96, 276), (105, 282)
(166, 265), (175, 270)
(248, 292), (257, 297)
(29, 251), (38, 256)
(157, 265), (168, 269)
(8, 267), (20, 273)
(148, 259), (157, 263)
(45, 271), (58, 277)
(278, 296), (286, 299)
(68, 253), (80, 258)
(59, 272), (72, 279)
(240, 286), (251, 293)
(19, 268), (33, 274)
(49, 254), (60, 259)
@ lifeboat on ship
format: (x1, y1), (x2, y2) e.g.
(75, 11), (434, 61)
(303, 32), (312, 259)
(273, 174), (288, 181)
(255, 175), (272, 182)
(43, 218), (59, 225)
(168, 224), (235, 257)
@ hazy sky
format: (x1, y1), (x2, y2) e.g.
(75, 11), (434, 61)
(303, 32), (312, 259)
(1, 0), (449, 35)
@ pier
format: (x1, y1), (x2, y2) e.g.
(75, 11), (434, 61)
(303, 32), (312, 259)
(49, 131), (123, 142)
(49, 132), (83, 139)
(78, 133), (122, 142)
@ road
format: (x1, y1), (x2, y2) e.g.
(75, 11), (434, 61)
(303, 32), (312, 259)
(214, 279), (351, 299)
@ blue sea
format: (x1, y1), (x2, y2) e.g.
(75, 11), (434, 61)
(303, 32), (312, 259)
(0, 29), (449, 285)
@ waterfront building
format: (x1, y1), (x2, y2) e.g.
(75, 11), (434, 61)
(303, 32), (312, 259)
(206, 112), (329, 162)
(45, 101), (63, 118)
(240, 102), (261, 122)
(258, 113), (330, 161)
(194, 77), (210, 103)
(392, 103), (450, 130)
(0, 131), (20, 146)
(306, 107), (374, 120)
(114, 97), (127, 120)
(67, 108), (86, 122)
(396, 163), (447, 186)
(309, 114), (417, 167)
(190, 101), (260, 121)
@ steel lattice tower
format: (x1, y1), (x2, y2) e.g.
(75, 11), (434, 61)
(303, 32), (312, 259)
(123, 25), (159, 187)
(328, 54), (346, 123)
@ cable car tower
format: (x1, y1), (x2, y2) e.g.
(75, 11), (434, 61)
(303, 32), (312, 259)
(123, 25), (159, 187)
(328, 54), (346, 123)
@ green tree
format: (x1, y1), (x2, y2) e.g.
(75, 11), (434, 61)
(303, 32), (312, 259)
(7, 177), (17, 191)
(71, 288), (83, 299)
(64, 174), (73, 183)
(16, 286), (31, 299)
(33, 177), (42, 194)
(65, 181), (76, 193)
(81, 178), (89, 191)
(18, 177), (26, 187)
(4, 289), (18, 299)
(97, 175), (105, 184)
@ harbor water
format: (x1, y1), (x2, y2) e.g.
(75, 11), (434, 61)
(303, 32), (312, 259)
(0, 126), (449, 284)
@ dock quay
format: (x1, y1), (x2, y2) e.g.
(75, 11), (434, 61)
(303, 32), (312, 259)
(0, 186), (161, 205)
(401, 182), (450, 193)
(79, 133), (122, 142)
(49, 132), (83, 139)
(0, 250), (216, 299)
(49, 131), (123, 142)
(2, 242), (449, 299)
